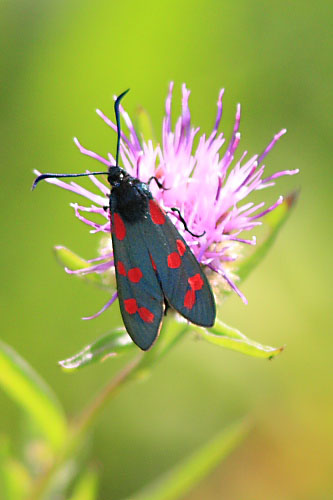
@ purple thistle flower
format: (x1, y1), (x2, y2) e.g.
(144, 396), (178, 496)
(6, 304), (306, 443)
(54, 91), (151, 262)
(34, 83), (298, 319)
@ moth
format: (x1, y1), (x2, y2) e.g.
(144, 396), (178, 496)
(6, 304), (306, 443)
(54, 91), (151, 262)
(33, 90), (216, 350)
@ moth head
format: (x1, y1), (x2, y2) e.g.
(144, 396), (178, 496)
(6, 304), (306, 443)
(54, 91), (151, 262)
(108, 166), (126, 187)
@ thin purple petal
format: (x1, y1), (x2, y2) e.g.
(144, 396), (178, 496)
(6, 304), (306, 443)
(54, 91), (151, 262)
(250, 196), (283, 220)
(180, 83), (191, 138)
(85, 253), (113, 263)
(257, 129), (287, 165)
(73, 138), (111, 167)
(96, 109), (136, 157)
(164, 81), (174, 134)
(262, 168), (300, 184)
(212, 88), (225, 137)
(65, 259), (113, 275)
(209, 264), (248, 305)
(82, 291), (118, 320)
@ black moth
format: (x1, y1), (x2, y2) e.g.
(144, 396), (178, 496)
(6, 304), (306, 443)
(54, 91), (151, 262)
(33, 90), (216, 350)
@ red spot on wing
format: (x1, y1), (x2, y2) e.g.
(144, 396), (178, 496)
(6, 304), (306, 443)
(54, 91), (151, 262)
(124, 298), (138, 314)
(167, 252), (181, 269)
(113, 213), (126, 240)
(176, 239), (186, 256)
(184, 274), (204, 309)
(117, 261), (126, 276)
(184, 289), (196, 309)
(149, 200), (166, 225)
(138, 307), (155, 323)
(188, 273), (204, 291)
(128, 267), (143, 283)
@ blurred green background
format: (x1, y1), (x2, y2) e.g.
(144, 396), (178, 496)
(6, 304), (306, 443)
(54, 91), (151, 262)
(1, 0), (332, 498)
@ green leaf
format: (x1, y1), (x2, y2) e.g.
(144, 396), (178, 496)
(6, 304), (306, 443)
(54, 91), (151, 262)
(59, 329), (136, 371)
(237, 191), (299, 283)
(0, 437), (31, 500)
(60, 316), (187, 374)
(68, 467), (98, 500)
(202, 194), (297, 358)
(54, 246), (113, 290)
(196, 320), (284, 359)
(0, 341), (68, 452)
(0, 459), (31, 500)
(126, 419), (249, 500)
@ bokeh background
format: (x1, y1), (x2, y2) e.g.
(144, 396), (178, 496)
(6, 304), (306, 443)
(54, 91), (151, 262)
(1, 1), (332, 498)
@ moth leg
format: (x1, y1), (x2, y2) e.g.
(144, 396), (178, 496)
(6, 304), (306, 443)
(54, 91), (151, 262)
(148, 176), (170, 191)
(170, 207), (205, 238)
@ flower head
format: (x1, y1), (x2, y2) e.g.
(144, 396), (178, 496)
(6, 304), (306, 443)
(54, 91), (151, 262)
(34, 83), (298, 318)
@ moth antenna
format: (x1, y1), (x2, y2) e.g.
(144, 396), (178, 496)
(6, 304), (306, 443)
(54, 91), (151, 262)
(114, 89), (130, 166)
(32, 171), (109, 190)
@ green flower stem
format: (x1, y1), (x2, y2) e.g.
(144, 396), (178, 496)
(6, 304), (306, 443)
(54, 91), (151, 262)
(70, 352), (144, 441)
(27, 352), (144, 500)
